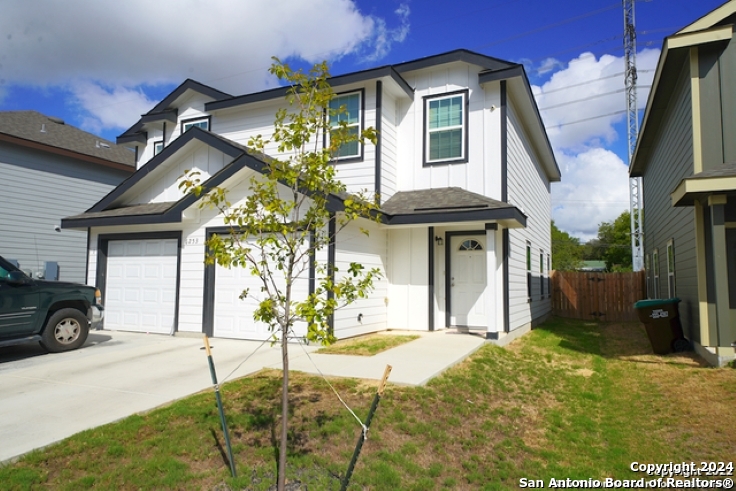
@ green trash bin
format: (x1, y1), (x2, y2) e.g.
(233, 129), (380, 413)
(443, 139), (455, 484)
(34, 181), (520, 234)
(633, 298), (687, 355)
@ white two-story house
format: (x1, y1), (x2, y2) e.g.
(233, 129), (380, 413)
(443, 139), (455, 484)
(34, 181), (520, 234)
(62, 49), (560, 343)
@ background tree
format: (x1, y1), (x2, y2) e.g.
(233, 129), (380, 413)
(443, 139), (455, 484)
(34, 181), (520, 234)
(180, 59), (380, 491)
(596, 210), (633, 272)
(551, 221), (584, 271)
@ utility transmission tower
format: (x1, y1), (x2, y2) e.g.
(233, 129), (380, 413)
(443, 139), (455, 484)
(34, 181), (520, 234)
(624, 0), (643, 271)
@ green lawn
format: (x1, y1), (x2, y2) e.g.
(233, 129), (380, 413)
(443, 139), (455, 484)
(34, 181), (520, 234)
(315, 333), (419, 356)
(2, 318), (734, 490)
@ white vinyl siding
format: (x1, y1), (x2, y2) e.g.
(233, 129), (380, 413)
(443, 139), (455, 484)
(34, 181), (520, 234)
(380, 90), (398, 201)
(506, 99), (552, 329)
(333, 219), (388, 338)
(387, 228), (429, 331)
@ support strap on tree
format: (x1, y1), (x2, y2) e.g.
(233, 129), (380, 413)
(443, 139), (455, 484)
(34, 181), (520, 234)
(340, 365), (392, 491)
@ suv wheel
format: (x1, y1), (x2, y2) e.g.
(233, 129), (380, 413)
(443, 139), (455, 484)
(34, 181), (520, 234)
(40, 308), (90, 353)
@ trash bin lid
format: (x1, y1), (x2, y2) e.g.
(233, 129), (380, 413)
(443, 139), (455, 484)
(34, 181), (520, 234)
(634, 298), (681, 309)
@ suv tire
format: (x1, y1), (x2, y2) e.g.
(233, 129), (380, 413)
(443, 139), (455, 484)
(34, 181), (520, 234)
(40, 308), (90, 353)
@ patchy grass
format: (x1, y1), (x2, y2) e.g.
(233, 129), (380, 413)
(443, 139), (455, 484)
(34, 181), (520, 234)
(316, 333), (420, 356)
(1, 318), (735, 490)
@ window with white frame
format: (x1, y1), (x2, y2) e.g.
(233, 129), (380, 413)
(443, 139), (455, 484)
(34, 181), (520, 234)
(181, 116), (210, 133)
(652, 248), (660, 299)
(153, 140), (164, 156)
(667, 240), (676, 298)
(424, 90), (467, 164)
(645, 253), (652, 299)
(329, 91), (362, 160)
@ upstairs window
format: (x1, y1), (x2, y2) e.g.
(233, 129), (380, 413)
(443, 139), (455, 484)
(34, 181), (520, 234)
(329, 91), (362, 160)
(153, 140), (164, 156)
(181, 116), (210, 133)
(424, 90), (468, 165)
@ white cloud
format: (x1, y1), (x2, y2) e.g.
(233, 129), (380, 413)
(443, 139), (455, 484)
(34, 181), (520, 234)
(362, 3), (411, 62)
(0, 0), (405, 131)
(535, 49), (659, 151)
(534, 49), (660, 240)
(70, 82), (157, 134)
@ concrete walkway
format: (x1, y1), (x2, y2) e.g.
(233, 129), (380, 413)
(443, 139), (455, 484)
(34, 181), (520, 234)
(0, 329), (485, 463)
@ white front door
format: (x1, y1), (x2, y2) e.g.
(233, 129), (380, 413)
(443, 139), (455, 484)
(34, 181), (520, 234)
(105, 238), (178, 334)
(450, 235), (487, 327)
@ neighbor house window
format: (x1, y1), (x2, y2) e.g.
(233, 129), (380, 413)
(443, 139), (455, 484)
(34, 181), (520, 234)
(329, 91), (362, 160)
(527, 241), (532, 302)
(667, 240), (676, 298)
(652, 248), (660, 298)
(424, 90), (468, 164)
(181, 116), (210, 133)
(153, 140), (164, 156)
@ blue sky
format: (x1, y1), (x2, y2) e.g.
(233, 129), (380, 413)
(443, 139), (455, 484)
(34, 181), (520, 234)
(0, 0), (727, 239)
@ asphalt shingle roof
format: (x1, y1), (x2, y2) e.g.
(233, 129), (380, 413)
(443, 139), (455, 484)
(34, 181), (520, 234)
(0, 110), (135, 167)
(63, 202), (177, 221)
(381, 187), (515, 215)
(688, 162), (736, 179)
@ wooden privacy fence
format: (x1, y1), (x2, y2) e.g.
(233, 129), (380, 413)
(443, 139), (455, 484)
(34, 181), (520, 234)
(551, 270), (646, 322)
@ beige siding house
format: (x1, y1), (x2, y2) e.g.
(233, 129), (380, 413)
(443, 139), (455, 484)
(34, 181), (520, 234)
(630, 1), (736, 366)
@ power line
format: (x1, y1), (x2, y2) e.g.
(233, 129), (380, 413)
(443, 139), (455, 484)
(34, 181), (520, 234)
(545, 110), (627, 129)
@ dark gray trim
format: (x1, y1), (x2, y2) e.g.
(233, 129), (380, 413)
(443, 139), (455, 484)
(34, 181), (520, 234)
(206, 66), (413, 112)
(180, 115), (212, 134)
(96, 231), (182, 333)
(162, 122), (167, 147)
(375, 80), (383, 205)
(202, 226), (233, 337)
(428, 226), (435, 331)
(423, 89), (470, 167)
(89, 127), (246, 213)
(478, 64), (524, 85)
(134, 145), (139, 163)
(444, 230), (486, 328)
(140, 109), (178, 125)
(327, 215), (336, 335)
(503, 229), (510, 333)
(153, 139), (163, 156)
(384, 206), (526, 227)
(501, 81), (508, 202)
(394, 49), (513, 74)
(117, 131), (147, 145)
(485, 223), (498, 230)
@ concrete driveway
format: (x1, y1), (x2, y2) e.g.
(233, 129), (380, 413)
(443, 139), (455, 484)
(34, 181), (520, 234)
(0, 329), (484, 463)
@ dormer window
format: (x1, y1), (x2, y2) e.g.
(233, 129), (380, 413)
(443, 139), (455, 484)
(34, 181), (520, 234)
(328, 90), (362, 161)
(153, 140), (164, 156)
(424, 90), (468, 165)
(181, 116), (211, 133)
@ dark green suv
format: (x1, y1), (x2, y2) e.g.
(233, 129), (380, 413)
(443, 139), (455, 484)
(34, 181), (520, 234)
(0, 255), (103, 352)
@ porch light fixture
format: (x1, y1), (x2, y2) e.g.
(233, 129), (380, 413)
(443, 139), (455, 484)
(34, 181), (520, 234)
(435, 236), (444, 246)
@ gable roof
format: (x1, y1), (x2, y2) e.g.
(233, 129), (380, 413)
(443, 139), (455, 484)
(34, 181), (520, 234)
(630, 1), (736, 176)
(0, 111), (135, 170)
(117, 79), (232, 144)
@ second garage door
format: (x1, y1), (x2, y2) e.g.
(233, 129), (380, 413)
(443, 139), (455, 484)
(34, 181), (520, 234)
(104, 238), (178, 334)
(213, 244), (309, 341)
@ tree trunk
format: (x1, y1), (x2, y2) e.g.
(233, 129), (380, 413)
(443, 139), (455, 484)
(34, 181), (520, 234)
(278, 330), (288, 491)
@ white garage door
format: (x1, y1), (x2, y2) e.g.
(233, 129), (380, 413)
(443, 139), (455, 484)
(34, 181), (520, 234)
(105, 239), (178, 334)
(214, 244), (309, 341)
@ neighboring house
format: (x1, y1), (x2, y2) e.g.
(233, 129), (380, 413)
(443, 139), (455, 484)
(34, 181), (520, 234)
(0, 111), (134, 284)
(578, 261), (606, 272)
(62, 49), (560, 342)
(630, 1), (736, 366)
